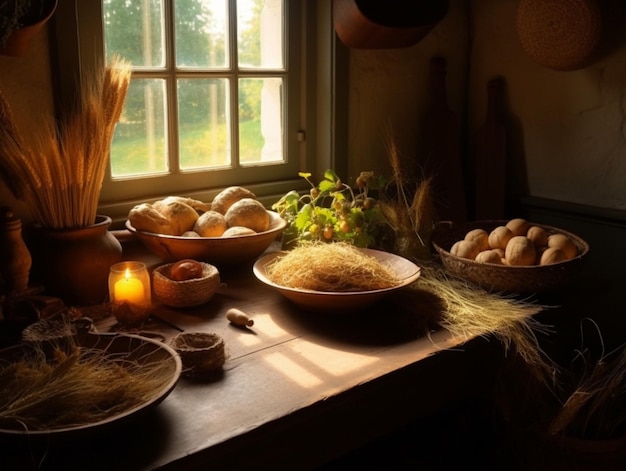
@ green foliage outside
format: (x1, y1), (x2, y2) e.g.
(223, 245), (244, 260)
(103, 0), (266, 175)
(111, 120), (264, 175)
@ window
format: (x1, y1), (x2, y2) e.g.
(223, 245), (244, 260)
(52, 1), (343, 222)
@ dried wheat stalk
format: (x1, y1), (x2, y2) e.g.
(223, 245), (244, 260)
(0, 56), (131, 229)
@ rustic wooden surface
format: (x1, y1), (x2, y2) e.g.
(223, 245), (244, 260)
(1, 238), (495, 471)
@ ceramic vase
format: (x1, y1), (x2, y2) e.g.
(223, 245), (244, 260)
(27, 215), (123, 306)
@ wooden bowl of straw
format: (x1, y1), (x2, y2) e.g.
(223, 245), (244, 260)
(253, 243), (421, 312)
(431, 220), (589, 294)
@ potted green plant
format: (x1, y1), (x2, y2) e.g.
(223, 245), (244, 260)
(0, 0), (57, 56)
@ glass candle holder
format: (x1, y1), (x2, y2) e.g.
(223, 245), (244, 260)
(108, 261), (152, 324)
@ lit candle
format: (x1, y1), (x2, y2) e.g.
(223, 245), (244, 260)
(108, 261), (152, 325)
(114, 268), (145, 305)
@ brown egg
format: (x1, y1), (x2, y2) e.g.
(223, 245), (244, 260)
(170, 259), (204, 281)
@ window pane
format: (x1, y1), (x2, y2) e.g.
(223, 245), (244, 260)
(239, 77), (283, 164)
(238, 0), (284, 69)
(104, 0), (164, 67)
(175, 0), (228, 68)
(178, 78), (231, 169)
(111, 79), (168, 177)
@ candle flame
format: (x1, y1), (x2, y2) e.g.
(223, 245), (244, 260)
(125, 268), (131, 281)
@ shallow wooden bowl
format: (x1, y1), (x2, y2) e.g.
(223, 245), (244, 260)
(0, 331), (181, 437)
(126, 210), (286, 266)
(431, 220), (589, 294)
(253, 248), (421, 312)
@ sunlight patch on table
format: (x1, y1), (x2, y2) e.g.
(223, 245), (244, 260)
(264, 352), (323, 388)
(292, 343), (379, 376)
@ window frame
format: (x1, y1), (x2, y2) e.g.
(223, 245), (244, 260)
(49, 0), (345, 225)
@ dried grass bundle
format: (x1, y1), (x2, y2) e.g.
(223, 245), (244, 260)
(0, 56), (131, 229)
(547, 321), (626, 439)
(0, 337), (174, 432)
(378, 131), (437, 261)
(413, 263), (556, 384)
(266, 242), (400, 292)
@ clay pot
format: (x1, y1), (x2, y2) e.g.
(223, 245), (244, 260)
(0, 0), (58, 57)
(27, 215), (123, 306)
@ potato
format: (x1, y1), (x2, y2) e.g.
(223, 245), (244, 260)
(224, 198), (270, 232)
(450, 239), (481, 260)
(506, 218), (530, 236)
(505, 236), (536, 266)
(464, 229), (490, 252)
(488, 226), (514, 250)
(540, 247), (568, 265)
(527, 225), (548, 248)
(193, 210), (228, 237)
(547, 233), (577, 259)
(475, 249), (503, 264)
(211, 186), (257, 214)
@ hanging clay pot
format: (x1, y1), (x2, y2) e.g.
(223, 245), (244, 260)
(26, 215), (123, 306)
(333, 0), (449, 49)
(0, 0), (58, 57)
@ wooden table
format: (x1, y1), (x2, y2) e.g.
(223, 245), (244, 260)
(1, 240), (502, 471)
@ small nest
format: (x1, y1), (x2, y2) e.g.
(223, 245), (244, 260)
(170, 332), (225, 377)
(153, 262), (220, 308)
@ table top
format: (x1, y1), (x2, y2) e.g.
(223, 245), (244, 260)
(1, 240), (495, 471)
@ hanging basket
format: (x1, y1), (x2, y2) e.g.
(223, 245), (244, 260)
(516, 0), (602, 71)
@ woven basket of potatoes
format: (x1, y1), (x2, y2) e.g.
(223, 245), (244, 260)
(431, 218), (589, 294)
(126, 187), (286, 266)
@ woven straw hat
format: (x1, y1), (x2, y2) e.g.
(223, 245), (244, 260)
(516, 0), (602, 71)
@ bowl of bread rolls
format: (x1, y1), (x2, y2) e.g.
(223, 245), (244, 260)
(431, 218), (589, 294)
(126, 186), (286, 266)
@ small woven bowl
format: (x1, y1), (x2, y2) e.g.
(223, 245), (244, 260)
(153, 262), (220, 308)
(431, 220), (589, 294)
(170, 332), (225, 377)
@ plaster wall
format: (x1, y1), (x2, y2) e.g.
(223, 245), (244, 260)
(346, 0), (626, 214)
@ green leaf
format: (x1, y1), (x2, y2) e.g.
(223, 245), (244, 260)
(318, 180), (335, 192)
(323, 168), (338, 182)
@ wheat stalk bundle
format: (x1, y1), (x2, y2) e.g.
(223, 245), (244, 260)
(0, 56), (131, 229)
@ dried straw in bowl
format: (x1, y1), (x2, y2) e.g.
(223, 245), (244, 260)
(516, 0), (602, 71)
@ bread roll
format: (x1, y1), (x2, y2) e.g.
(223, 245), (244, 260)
(224, 198), (270, 232)
(128, 203), (178, 235)
(152, 199), (199, 235)
(211, 186), (256, 214)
